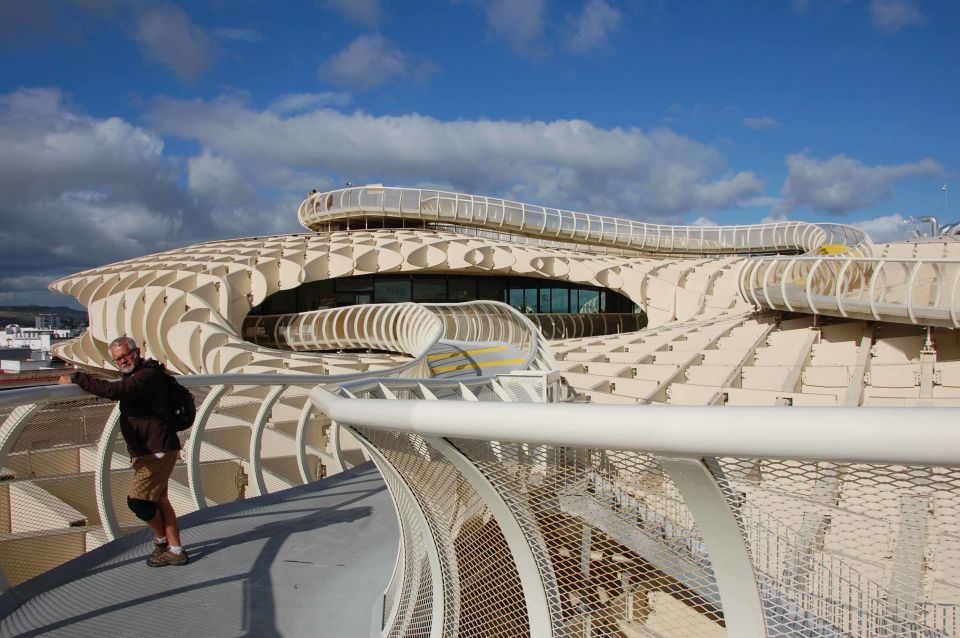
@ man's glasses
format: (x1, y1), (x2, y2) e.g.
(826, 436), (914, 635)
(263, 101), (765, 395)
(113, 350), (138, 364)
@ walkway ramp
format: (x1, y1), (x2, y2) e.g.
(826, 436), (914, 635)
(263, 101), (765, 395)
(426, 340), (527, 378)
(0, 463), (397, 638)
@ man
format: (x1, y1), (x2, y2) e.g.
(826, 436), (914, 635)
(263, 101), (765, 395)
(59, 336), (188, 567)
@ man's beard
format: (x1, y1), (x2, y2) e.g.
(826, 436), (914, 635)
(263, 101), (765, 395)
(120, 361), (136, 374)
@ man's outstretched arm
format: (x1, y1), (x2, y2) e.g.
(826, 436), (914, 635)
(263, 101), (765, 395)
(58, 370), (153, 401)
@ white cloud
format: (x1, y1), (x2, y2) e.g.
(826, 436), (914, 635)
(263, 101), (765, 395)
(0, 88), (223, 305)
(484, 0), (546, 56)
(851, 213), (914, 243)
(323, 0), (381, 28)
(212, 28), (262, 43)
(321, 35), (408, 90)
(268, 92), (353, 114)
(568, 0), (621, 53)
(870, 0), (925, 33)
(691, 216), (718, 227)
(778, 153), (941, 215)
(743, 115), (778, 130)
(135, 5), (219, 82)
(147, 95), (764, 220)
(187, 150), (254, 206)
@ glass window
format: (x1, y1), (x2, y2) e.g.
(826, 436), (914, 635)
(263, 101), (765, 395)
(478, 277), (506, 303)
(375, 278), (412, 303)
(509, 288), (524, 310)
(413, 278), (446, 302)
(448, 278), (477, 302)
(334, 275), (372, 292)
(538, 288), (551, 314)
(551, 288), (569, 313)
(251, 273), (643, 317)
(577, 289), (599, 313)
(335, 292), (358, 306)
(524, 288), (538, 314)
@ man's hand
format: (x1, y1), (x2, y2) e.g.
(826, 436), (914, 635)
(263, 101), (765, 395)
(58, 375), (73, 385)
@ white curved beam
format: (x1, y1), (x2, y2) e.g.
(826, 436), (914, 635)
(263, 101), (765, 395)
(657, 455), (767, 637)
(94, 405), (123, 541)
(425, 435), (557, 637)
(249, 385), (286, 495)
(186, 384), (230, 509)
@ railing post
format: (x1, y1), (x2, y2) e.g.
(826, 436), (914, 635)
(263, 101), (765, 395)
(656, 454), (768, 637)
(94, 405), (123, 540)
(186, 384), (230, 509)
(249, 385), (286, 495)
(350, 430), (446, 638)
(424, 436), (558, 637)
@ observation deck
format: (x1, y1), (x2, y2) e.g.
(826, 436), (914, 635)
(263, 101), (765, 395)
(7, 186), (960, 636)
(0, 463), (397, 637)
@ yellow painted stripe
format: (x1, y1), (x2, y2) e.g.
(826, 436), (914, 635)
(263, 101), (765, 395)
(431, 357), (526, 374)
(426, 345), (508, 362)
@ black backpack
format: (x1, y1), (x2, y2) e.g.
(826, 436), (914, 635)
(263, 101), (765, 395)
(164, 374), (197, 431)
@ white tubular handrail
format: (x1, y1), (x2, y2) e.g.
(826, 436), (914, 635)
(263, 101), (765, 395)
(311, 393), (960, 467)
(310, 389), (960, 637)
(245, 303), (444, 360)
(738, 255), (960, 328)
(0, 375), (344, 592)
(298, 185), (870, 257)
(422, 301), (556, 372)
(246, 300), (555, 375)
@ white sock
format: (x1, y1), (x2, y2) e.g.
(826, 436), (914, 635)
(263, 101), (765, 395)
(169, 546), (183, 554)
(156, 537), (167, 544)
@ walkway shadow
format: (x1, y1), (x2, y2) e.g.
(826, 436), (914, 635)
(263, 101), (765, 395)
(4, 465), (390, 638)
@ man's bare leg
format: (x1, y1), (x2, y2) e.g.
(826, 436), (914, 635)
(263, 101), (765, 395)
(145, 509), (166, 541)
(157, 493), (182, 547)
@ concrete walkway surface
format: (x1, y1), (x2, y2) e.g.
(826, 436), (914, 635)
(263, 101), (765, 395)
(0, 463), (398, 638)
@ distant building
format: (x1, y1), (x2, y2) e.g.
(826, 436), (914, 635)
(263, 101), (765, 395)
(35, 314), (61, 330)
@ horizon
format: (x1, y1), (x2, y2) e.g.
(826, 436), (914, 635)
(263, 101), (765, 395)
(0, 0), (957, 307)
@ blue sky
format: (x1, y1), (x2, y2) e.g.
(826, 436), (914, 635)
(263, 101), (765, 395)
(0, 0), (957, 306)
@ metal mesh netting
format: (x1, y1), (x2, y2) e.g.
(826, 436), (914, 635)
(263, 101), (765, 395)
(9, 398), (115, 456)
(718, 458), (960, 637)
(452, 440), (726, 637)
(0, 398), (118, 586)
(377, 453), (437, 638)
(0, 385), (252, 587)
(102, 385), (242, 530)
(260, 386), (311, 487)
(354, 425), (532, 638)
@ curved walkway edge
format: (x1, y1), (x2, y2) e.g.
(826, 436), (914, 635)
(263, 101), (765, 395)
(0, 462), (398, 638)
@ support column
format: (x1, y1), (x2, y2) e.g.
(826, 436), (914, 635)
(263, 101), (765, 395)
(425, 435), (557, 637)
(657, 455), (767, 638)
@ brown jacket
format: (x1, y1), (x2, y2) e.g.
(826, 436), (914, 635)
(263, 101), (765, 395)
(72, 359), (182, 457)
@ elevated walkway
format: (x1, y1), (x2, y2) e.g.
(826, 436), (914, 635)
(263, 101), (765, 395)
(426, 340), (527, 378)
(0, 463), (397, 638)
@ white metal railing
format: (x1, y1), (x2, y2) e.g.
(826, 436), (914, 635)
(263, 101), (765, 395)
(298, 185), (870, 257)
(0, 300), (553, 593)
(0, 375), (355, 591)
(244, 303), (443, 379)
(739, 256), (960, 328)
(245, 300), (555, 374)
(3, 368), (959, 636)
(312, 382), (960, 638)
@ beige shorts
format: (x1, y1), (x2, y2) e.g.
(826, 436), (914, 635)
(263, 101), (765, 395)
(128, 453), (179, 502)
